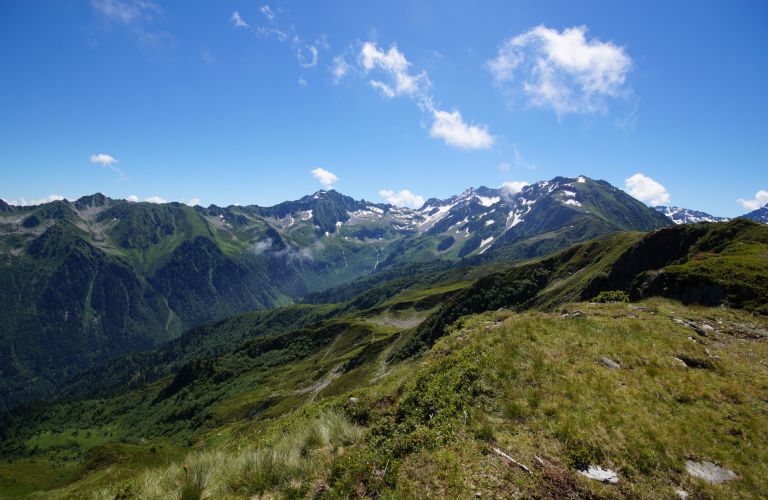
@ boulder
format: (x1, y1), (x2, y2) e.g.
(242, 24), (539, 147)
(685, 460), (738, 483)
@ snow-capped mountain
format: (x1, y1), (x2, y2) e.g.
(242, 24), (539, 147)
(740, 204), (768, 223)
(653, 206), (731, 225)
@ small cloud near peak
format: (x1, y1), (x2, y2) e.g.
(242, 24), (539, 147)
(311, 168), (338, 189)
(380, 189), (424, 208)
(737, 190), (768, 211)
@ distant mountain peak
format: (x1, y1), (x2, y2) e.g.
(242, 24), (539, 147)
(740, 203), (768, 224)
(654, 206), (730, 225)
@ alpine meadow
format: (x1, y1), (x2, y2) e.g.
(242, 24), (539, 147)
(1, 2), (767, 500)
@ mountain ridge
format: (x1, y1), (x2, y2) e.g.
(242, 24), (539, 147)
(0, 175), (673, 409)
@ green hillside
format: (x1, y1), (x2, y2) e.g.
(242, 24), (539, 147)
(0, 218), (765, 499)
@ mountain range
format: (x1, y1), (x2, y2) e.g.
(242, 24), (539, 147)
(654, 203), (768, 224)
(0, 175), (677, 409)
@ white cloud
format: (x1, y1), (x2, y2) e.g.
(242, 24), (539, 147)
(92, 0), (173, 53)
(500, 181), (530, 195)
(737, 190), (768, 211)
(625, 174), (670, 206)
(421, 99), (495, 150)
(513, 145), (536, 169)
(331, 55), (352, 83)
(297, 45), (318, 68)
(487, 25), (633, 116)
(358, 42), (430, 98)
(90, 153), (128, 181)
(201, 50), (214, 64)
(188, 198), (201, 206)
(379, 189), (425, 208)
(330, 40), (494, 151)
(3, 194), (66, 206)
(144, 196), (167, 204)
(250, 238), (273, 255)
(311, 168), (338, 189)
(90, 153), (118, 167)
(498, 163), (510, 171)
(256, 27), (287, 42)
(260, 5), (275, 22)
(231, 11), (248, 28)
(127, 195), (139, 202)
(298, 75), (308, 87)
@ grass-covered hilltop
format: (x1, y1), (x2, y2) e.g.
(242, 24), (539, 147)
(0, 218), (766, 499)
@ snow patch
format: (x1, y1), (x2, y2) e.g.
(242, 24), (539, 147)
(418, 203), (456, 230)
(506, 211), (524, 229)
(485, 220), (494, 226)
(563, 199), (582, 206)
(578, 176), (586, 183)
(562, 190), (576, 197)
(477, 196), (500, 207)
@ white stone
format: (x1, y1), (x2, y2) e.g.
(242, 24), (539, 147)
(577, 466), (619, 484)
(685, 460), (738, 483)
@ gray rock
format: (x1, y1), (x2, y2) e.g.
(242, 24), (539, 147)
(685, 460), (738, 483)
(349, 397), (359, 404)
(672, 357), (688, 367)
(577, 466), (619, 484)
(602, 357), (621, 370)
(675, 490), (690, 500)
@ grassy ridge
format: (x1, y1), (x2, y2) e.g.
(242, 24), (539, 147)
(9, 298), (766, 499)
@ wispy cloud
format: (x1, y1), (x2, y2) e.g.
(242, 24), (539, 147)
(311, 168), (338, 189)
(188, 198), (201, 206)
(260, 5), (276, 22)
(331, 54), (352, 83)
(737, 190), (768, 211)
(231, 11), (248, 28)
(298, 75), (308, 87)
(3, 194), (67, 206)
(257, 27), (287, 41)
(358, 42), (430, 98)
(513, 145), (536, 169)
(487, 25), (633, 117)
(379, 189), (424, 208)
(90, 153), (128, 181)
(201, 50), (214, 64)
(235, 8), (326, 74)
(625, 174), (670, 206)
(297, 45), (318, 68)
(331, 42), (494, 151)
(92, 0), (174, 53)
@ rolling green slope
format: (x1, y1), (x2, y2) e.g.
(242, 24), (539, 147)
(0, 218), (766, 499)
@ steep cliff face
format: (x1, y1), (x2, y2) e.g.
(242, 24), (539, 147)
(581, 218), (768, 311)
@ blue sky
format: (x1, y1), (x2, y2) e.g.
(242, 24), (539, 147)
(1, 1), (766, 216)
